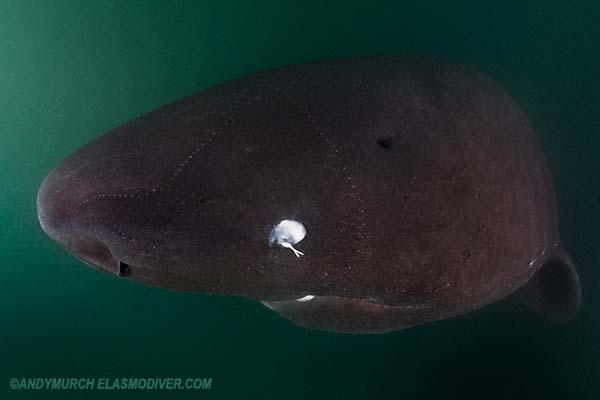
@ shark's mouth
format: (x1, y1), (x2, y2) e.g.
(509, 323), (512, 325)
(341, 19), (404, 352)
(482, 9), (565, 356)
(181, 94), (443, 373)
(261, 295), (435, 334)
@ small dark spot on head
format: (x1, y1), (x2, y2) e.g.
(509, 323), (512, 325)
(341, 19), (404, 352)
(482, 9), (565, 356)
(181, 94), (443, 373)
(377, 137), (394, 149)
(199, 196), (217, 206)
(200, 196), (216, 206)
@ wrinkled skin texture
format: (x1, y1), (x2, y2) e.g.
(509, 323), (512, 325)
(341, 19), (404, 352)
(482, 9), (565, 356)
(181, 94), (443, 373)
(37, 57), (580, 333)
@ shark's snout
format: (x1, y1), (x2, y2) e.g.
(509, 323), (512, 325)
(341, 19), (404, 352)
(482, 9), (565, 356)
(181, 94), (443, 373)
(37, 167), (126, 276)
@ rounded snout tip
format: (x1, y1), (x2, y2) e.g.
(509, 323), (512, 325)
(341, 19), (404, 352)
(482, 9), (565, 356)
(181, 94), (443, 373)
(36, 172), (61, 239)
(36, 171), (123, 276)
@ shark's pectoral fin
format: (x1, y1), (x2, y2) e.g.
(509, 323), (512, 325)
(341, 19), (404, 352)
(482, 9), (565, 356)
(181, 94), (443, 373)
(518, 250), (581, 323)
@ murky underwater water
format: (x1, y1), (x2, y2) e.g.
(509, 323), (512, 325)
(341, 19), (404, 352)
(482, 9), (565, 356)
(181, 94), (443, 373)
(1, 1), (599, 399)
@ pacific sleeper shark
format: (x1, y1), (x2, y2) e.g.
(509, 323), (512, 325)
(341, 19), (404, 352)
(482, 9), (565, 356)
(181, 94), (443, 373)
(37, 57), (581, 333)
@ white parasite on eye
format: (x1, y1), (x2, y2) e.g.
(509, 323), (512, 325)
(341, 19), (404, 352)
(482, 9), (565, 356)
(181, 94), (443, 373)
(269, 219), (306, 257)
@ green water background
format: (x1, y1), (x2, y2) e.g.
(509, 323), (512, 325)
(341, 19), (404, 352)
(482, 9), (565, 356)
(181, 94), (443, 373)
(1, 1), (599, 399)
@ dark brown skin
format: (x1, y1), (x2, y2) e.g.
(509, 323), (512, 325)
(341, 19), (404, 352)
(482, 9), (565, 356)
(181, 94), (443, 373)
(37, 57), (581, 333)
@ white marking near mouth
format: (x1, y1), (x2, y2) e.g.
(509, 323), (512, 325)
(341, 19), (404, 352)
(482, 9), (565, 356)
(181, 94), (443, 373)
(295, 295), (315, 302)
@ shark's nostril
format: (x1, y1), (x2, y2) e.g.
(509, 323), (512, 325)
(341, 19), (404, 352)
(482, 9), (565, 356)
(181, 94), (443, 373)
(69, 236), (119, 274)
(118, 261), (131, 277)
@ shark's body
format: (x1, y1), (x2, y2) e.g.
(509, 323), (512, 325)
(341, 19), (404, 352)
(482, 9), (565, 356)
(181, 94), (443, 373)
(37, 57), (580, 333)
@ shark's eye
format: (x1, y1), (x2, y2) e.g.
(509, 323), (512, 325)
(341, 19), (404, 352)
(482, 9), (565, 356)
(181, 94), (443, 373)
(269, 219), (306, 257)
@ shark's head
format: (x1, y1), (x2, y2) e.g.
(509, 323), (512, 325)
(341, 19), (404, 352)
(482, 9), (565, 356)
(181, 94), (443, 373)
(35, 89), (333, 301)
